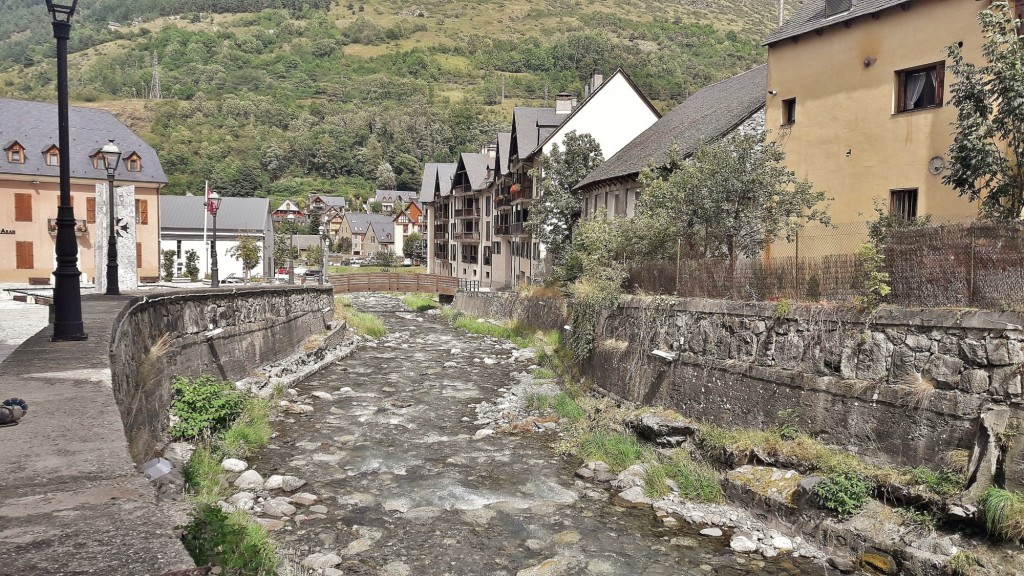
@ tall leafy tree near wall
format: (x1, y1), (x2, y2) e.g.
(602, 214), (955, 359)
(527, 131), (604, 268)
(945, 1), (1024, 220)
(637, 133), (830, 272)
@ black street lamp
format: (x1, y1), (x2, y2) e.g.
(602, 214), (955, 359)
(206, 192), (222, 288)
(287, 213), (296, 285)
(101, 140), (122, 296)
(45, 0), (86, 341)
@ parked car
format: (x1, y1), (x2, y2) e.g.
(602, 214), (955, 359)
(221, 274), (244, 284)
(401, 258), (413, 267)
(304, 268), (322, 280)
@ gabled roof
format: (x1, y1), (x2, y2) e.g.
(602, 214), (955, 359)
(495, 132), (512, 177)
(291, 234), (323, 250)
(420, 163), (441, 203)
(434, 163), (457, 199)
(529, 68), (661, 159)
(0, 99), (166, 183)
(311, 195), (347, 208)
(576, 65), (768, 191)
(368, 220), (396, 243)
(274, 199), (302, 213)
(510, 107), (563, 161)
(160, 196), (271, 232)
(345, 212), (394, 235)
(456, 152), (492, 191)
(764, 0), (908, 45)
(372, 190), (417, 204)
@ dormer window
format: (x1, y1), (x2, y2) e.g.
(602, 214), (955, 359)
(90, 151), (105, 170)
(124, 152), (142, 172)
(824, 0), (852, 18)
(4, 141), (25, 164)
(43, 145), (60, 167)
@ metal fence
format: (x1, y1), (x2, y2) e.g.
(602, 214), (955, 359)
(627, 218), (1024, 310)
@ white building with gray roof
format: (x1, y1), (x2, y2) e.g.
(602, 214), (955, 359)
(159, 196), (273, 280)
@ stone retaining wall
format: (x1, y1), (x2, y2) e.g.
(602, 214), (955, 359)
(588, 298), (1024, 468)
(109, 286), (335, 463)
(453, 292), (565, 332)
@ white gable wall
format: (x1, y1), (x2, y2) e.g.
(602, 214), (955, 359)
(541, 73), (659, 159)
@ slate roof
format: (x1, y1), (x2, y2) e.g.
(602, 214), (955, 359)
(576, 65), (768, 191)
(510, 107), (563, 161)
(0, 99), (166, 183)
(495, 133), (512, 177)
(160, 196), (270, 232)
(345, 212), (394, 235)
(368, 220), (396, 243)
(764, 0), (908, 45)
(420, 163), (441, 203)
(312, 195), (347, 208)
(458, 152), (492, 191)
(435, 163), (457, 199)
(373, 190), (418, 204)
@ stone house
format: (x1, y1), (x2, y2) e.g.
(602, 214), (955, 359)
(0, 98), (166, 284)
(340, 212), (394, 257)
(365, 190), (417, 214)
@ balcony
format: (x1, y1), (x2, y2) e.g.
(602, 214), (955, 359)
(510, 182), (533, 203)
(494, 224), (511, 237)
(460, 255), (479, 265)
(495, 192), (513, 211)
(511, 222), (526, 235)
(454, 231), (480, 242)
(454, 207), (480, 219)
(452, 184), (474, 196)
(48, 218), (88, 236)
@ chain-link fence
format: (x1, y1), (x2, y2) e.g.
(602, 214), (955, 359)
(627, 217), (1024, 310)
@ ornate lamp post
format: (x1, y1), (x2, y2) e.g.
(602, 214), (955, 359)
(320, 212), (329, 286)
(101, 140), (122, 296)
(287, 213), (296, 285)
(45, 0), (86, 340)
(206, 192), (222, 288)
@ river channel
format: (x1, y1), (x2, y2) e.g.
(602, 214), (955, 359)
(259, 294), (831, 575)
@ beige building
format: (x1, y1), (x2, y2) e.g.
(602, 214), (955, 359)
(764, 0), (991, 255)
(0, 99), (165, 283)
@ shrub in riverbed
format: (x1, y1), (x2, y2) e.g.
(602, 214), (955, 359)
(182, 505), (277, 576)
(170, 375), (246, 440)
(814, 470), (872, 518)
(221, 398), (272, 460)
(335, 297), (387, 337)
(402, 294), (438, 311)
(946, 550), (981, 576)
(979, 487), (1024, 542)
(577, 430), (645, 472)
(553, 393), (585, 423)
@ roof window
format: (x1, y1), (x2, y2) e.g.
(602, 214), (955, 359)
(825, 0), (852, 18)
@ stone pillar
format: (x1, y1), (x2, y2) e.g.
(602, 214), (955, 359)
(93, 183), (138, 294)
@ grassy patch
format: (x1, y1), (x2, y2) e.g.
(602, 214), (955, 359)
(442, 307), (541, 348)
(696, 423), (862, 475)
(553, 393), (585, 423)
(946, 550), (981, 576)
(524, 392), (551, 412)
(907, 466), (966, 498)
(221, 398), (272, 460)
(644, 450), (724, 503)
(577, 430), (646, 472)
(182, 506), (277, 576)
(335, 296), (387, 338)
(532, 366), (555, 380)
(402, 294), (438, 311)
(183, 443), (225, 504)
(980, 487), (1024, 542)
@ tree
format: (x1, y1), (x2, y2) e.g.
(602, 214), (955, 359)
(403, 231), (426, 262)
(228, 235), (262, 281)
(375, 161), (397, 190)
(185, 249), (200, 281)
(526, 130), (604, 267)
(336, 236), (353, 254)
(306, 243), (325, 271)
(370, 247), (398, 268)
(162, 249), (176, 281)
(637, 133), (831, 272)
(945, 2), (1024, 220)
(274, 233), (299, 268)
(368, 200), (384, 214)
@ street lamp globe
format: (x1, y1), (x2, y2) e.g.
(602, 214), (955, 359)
(44, 0), (79, 22)
(208, 191), (222, 214)
(101, 139), (121, 174)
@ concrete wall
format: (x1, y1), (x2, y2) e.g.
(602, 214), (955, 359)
(766, 0), (985, 256)
(587, 298), (1024, 468)
(109, 286), (335, 462)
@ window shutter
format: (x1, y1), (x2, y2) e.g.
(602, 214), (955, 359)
(86, 197), (96, 223)
(139, 199), (149, 225)
(136, 243), (142, 268)
(16, 241), (33, 269)
(935, 64), (946, 106)
(14, 193), (32, 222)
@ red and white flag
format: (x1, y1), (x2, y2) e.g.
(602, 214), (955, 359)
(205, 180), (215, 214)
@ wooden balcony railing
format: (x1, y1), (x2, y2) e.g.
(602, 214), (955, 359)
(454, 231), (480, 242)
(454, 207), (480, 218)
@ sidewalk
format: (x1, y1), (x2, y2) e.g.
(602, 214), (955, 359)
(0, 294), (194, 576)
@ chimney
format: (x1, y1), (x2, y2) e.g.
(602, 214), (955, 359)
(591, 68), (604, 92)
(555, 92), (573, 114)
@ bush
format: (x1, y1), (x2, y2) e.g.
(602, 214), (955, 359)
(170, 375), (246, 440)
(162, 250), (176, 281)
(979, 487), (1024, 542)
(815, 471), (872, 518)
(182, 505), (277, 575)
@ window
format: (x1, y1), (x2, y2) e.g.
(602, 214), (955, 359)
(890, 188), (918, 221)
(136, 242), (143, 268)
(86, 197), (96, 223)
(782, 98), (797, 125)
(896, 63), (944, 113)
(16, 241), (33, 269)
(14, 193), (32, 222)
(493, 241), (501, 255)
(136, 199), (149, 224)
(176, 240), (182, 259)
(484, 246), (492, 266)
(45, 148), (60, 166)
(824, 0), (852, 18)
(125, 153), (142, 172)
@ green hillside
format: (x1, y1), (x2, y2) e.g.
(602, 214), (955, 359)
(0, 0), (803, 205)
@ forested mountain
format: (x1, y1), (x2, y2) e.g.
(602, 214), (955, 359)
(0, 0), (802, 205)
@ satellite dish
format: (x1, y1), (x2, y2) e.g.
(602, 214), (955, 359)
(928, 156), (946, 175)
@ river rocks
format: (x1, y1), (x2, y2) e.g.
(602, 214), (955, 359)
(516, 556), (574, 576)
(281, 475), (307, 491)
(228, 491), (255, 511)
(612, 486), (653, 509)
(233, 470), (264, 490)
(699, 527), (723, 537)
(290, 492), (318, 506)
(827, 556), (857, 573)
(264, 475), (284, 490)
(256, 518), (285, 531)
(611, 464), (647, 491)
(341, 537), (374, 555)
(281, 400), (314, 414)
(221, 458), (248, 473)
(625, 412), (698, 447)
(379, 561), (411, 576)
(729, 532), (758, 553)
(770, 533), (794, 553)
(260, 497), (297, 517)
(309, 505), (329, 514)
(310, 391), (333, 400)
(473, 428), (495, 440)
(302, 552), (343, 570)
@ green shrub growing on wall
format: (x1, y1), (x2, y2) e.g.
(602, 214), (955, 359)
(814, 471), (872, 518)
(170, 375), (246, 440)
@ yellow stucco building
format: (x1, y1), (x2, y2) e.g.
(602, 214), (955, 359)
(765, 0), (996, 255)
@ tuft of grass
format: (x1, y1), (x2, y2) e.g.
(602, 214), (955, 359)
(402, 294), (438, 311)
(182, 505), (277, 576)
(221, 398), (272, 460)
(644, 450), (724, 502)
(979, 487), (1024, 542)
(532, 366), (555, 380)
(553, 393), (585, 423)
(908, 466), (966, 498)
(524, 392), (551, 412)
(946, 550), (981, 576)
(335, 297), (387, 337)
(183, 442), (225, 504)
(577, 430), (646, 472)
(943, 449), (971, 477)
(696, 423), (862, 475)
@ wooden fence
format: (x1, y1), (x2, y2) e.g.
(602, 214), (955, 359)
(327, 273), (459, 296)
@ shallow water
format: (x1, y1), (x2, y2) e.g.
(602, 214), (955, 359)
(260, 294), (834, 575)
